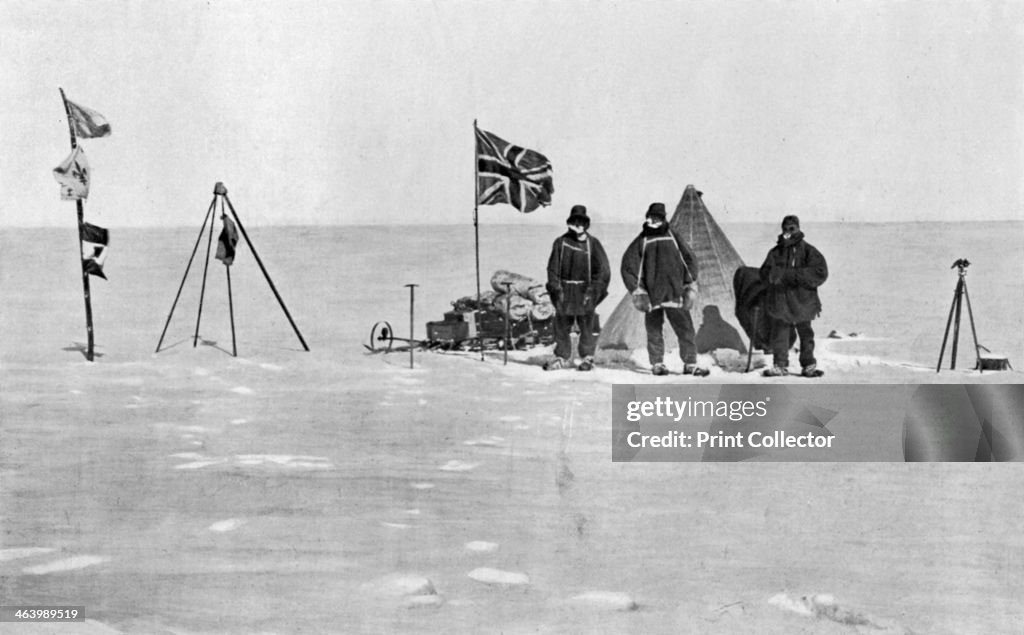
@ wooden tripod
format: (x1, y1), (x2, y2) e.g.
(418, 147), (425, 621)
(936, 259), (981, 373)
(155, 182), (310, 356)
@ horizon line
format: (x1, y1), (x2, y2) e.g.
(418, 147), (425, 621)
(1, 218), (1022, 230)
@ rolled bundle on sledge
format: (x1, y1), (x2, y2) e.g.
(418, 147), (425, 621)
(530, 302), (555, 321)
(451, 290), (498, 312)
(492, 293), (533, 322)
(490, 270), (555, 321)
(491, 270), (550, 303)
(428, 270), (557, 348)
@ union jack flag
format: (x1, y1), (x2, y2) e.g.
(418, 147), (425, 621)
(476, 127), (553, 213)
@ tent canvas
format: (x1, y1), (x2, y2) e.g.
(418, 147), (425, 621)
(596, 185), (748, 363)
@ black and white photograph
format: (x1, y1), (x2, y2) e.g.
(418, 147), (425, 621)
(2, 1), (1023, 633)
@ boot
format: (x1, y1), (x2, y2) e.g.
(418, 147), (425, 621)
(801, 363), (824, 378)
(543, 357), (570, 371)
(683, 363), (710, 377)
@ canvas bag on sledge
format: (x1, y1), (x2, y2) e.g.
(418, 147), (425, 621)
(490, 270), (555, 321)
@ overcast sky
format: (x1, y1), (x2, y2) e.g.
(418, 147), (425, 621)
(2, 1), (1022, 227)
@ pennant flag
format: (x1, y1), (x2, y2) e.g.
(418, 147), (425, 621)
(53, 146), (90, 200)
(475, 127), (554, 213)
(65, 98), (112, 139)
(81, 222), (109, 279)
(215, 214), (239, 266)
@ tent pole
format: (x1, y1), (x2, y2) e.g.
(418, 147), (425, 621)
(156, 199), (215, 352)
(222, 190), (310, 351)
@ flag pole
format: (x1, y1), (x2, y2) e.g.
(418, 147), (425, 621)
(473, 120), (483, 361)
(59, 88), (96, 362)
(221, 187), (310, 351)
(155, 198), (215, 352)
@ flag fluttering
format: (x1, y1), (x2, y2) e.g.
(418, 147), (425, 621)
(53, 146), (90, 200)
(475, 128), (553, 213)
(66, 98), (112, 139)
(80, 222), (109, 279)
(216, 214), (239, 266)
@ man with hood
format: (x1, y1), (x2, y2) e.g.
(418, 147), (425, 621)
(759, 215), (828, 377)
(621, 203), (709, 377)
(544, 205), (611, 371)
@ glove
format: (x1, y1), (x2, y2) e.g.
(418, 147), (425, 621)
(631, 288), (651, 312)
(547, 283), (561, 305)
(682, 283), (698, 311)
(582, 290), (595, 311)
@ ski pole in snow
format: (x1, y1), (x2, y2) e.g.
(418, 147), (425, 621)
(502, 282), (513, 366)
(405, 284), (418, 369)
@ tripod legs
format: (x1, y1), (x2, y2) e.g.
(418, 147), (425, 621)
(936, 281), (960, 372)
(156, 185), (309, 355)
(155, 200), (215, 353)
(192, 202), (218, 347)
(226, 265), (237, 357)
(950, 279), (964, 369)
(936, 276), (982, 372)
(962, 281), (982, 372)
(222, 193), (310, 352)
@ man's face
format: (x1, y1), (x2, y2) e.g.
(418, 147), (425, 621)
(782, 221), (799, 236)
(646, 216), (663, 228)
(568, 223), (586, 234)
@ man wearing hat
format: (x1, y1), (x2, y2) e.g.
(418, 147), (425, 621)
(621, 203), (709, 377)
(543, 205), (611, 371)
(759, 215), (828, 377)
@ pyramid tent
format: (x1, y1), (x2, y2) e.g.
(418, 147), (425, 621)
(596, 185), (748, 362)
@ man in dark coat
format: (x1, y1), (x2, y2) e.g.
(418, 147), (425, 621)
(544, 205), (611, 371)
(759, 215), (828, 377)
(621, 203), (709, 377)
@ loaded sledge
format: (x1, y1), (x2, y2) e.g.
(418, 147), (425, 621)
(366, 270), (597, 353)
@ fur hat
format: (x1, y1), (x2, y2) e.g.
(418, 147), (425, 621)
(567, 205), (590, 228)
(646, 202), (667, 222)
(782, 214), (801, 229)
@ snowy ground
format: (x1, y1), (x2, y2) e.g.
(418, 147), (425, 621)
(2, 225), (1023, 633)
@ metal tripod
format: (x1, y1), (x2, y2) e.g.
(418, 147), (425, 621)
(936, 258), (981, 373)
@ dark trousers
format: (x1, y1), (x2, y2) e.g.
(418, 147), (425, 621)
(645, 307), (696, 365)
(769, 319), (816, 368)
(553, 312), (598, 360)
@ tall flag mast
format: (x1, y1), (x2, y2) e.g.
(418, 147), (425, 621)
(55, 88), (111, 361)
(473, 123), (554, 357)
